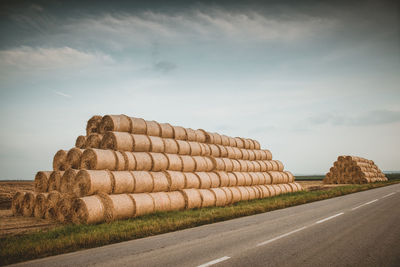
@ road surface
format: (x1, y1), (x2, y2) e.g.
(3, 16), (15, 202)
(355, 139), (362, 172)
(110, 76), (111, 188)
(12, 183), (400, 267)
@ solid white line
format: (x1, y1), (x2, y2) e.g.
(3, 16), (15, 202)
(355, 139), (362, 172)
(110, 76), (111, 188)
(197, 256), (231, 267)
(351, 199), (378, 211)
(381, 192), (395, 198)
(256, 226), (307, 247)
(315, 212), (344, 224)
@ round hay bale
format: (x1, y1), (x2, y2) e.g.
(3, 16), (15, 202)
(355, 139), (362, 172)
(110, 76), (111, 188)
(100, 114), (131, 133)
(165, 154), (183, 171)
(146, 120), (161, 136)
(259, 150), (268, 160)
(242, 173), (253, 186)
(166, 191), (186, 211)
(165, 171), (186, 190)
(188, 142), (202, 156)
(176, 140), (191, 155)
(113, 171), (135, 194)
(220, 135), (230, 146)
(160, 123), (174, 138)
(270, 161), (280, 171)
(214, 158), (225, 171)
(53, 149), (68, 171)
(249, 173), (260, 185)
(234, 137), (244, 148)
(148, 136), (165, 153)
(222, 158), (234, 172)
(264, 161), (274, 171)
(75, 135), (87, 149)
(227, 172), (238, 186)
(215, 171), (229, 187)
(181, 189), (202, 209)
(263, 172), (272, 184)
(114, 151), (127, 171)
(80, 148), (116, 170)
(149, 152), (168, 171)
(288, 183), (297, 193)
(246, 161), (255, 172)
(266, 185), (276, 196)
(56, 195), (76, 223)
(258, 185), (270, 198)
(231, 159), (241, 171)
(242, 138), (251, 149)
(217, 145), (228, 158)
(182, 172), (200, 188)
(22, 192), (36, 216)
(277, 184), (287, 194)
(192, 156), (209, 172)
(237, 187), (250, 201)
(294, 182), (303, 191)
(247, 150), (256, 161)
(210, 188), (227, 206)
(73, 170), (114, 197)
(85, 134), (103, 149)
(129, 193), (155, 216)
(71, 195), (106, 224)
(209, 144), (220, 157)
(127, 117), (147, 134)
(284, 171), (295, 183)
(124, 152), (137, 170)
(180, 155), (196, 172)
(272, 185), (282, 195)
(86, 115), (102, 135)
(211, 133), (222, 145)
(282, 184), (292, 193)
(237, 160), (248, 172)
(44, 191), (62, 220)
(253, 140), (261, 150)
(131, 171), (154, 193)
(228, 187), (242, 203)
(101, 132), (133, 151)
(129, 134), (151, 152)
(133, 152), (153, 171)
(256, 161), (268, 172)
(228, 137), (237, 147)
(232, 147), (242, 159)
(247, 139), (255, 150)
(275, 160), (284, 171)
(11, 191), (25, 215)
(200, 143), (211, 156)
(204, 157), (215, 171)
(208, 172), (220, 188)
(109, 194), (135, 220)
(149, 192), (171, 212)
(240, 149), (250, 160)
(60, 169), (79, 193)
(34, 171), (52, 193)
(164, 138), (179, 154)
(198, 189), (216, 207)
(246, 186), (257, 200)
(151, 172), (170, 192)
(196, 172), (212, 189)
(252, 161), (262, 172)
(263, 150), (273, 160)
(221, 187), (233, 204)
(233, 172), (246, 186)
(195, 129), (207, 143)
(269, 171), (281, 184)
(225, 146), (235, 159)
(66, 148), (84, 169)
(173, 126), (187, 140)
(186, 128), (197, 141)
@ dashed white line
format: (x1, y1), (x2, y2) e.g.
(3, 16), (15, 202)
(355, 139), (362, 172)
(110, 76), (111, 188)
(381, 192), (395, 198)
(315, 212), (344, 224)
(351, 199), (378, 211)
(256, 226), (307, 247)
(197, 256), (231, 267)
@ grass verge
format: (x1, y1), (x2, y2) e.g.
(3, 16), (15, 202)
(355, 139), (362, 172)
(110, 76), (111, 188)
(1, 180), (399, 266)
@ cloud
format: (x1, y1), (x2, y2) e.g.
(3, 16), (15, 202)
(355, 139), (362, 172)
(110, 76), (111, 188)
(309, 110), (400, 126)
(54, 91), (72, 98)
(153, 60), (177, 73)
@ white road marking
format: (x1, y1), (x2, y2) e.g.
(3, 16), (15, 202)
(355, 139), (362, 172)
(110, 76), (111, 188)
(351, 199), (378, 211)
(256, 226), (307, 247)
(315, 212), (344, 224)
(197, 256), (231, 267)
(381, 192), (395, 198)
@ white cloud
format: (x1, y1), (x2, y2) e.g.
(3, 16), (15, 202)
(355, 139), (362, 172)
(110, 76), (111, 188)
(54, 91), (72, 98)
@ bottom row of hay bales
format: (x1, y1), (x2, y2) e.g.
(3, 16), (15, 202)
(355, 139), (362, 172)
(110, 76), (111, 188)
(12, 183), (302, 224)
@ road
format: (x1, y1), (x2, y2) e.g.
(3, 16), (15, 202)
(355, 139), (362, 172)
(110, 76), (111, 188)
(12, 184), (400, 267)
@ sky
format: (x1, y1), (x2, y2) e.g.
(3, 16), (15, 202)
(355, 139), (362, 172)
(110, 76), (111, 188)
(0, 0), (399, 179)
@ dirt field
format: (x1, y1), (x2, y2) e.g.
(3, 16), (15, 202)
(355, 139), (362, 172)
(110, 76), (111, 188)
(0, 180), (342, 237)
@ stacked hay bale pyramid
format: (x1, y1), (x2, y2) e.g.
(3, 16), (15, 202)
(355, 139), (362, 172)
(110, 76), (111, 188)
(12, 114), (303, 224)
(323, 156), (387, 184)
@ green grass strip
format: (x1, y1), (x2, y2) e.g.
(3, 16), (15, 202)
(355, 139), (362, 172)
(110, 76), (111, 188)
(1, 180), (399, 266)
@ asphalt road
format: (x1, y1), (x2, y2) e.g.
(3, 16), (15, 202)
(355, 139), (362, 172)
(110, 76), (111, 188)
(12, 183), (400, 267)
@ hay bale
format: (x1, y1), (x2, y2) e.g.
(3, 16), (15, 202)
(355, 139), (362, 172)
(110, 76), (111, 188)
(247, 150), (256, 161)
(272, 185), (282, 195)
(80, 148), (116, 170)
(256, 161), (267, 172)
(208, 172), (220, 187)
(221, 187), (233, 204)
(159, 123), (174, 138)
(165, 154), (183, 171)
(75, 135), (87, 149)
(228, 187), (242, 203)
(149, 152), (168, 171)
(176, 140), (191, 155)
(145, 120), (161, 136)
(163, 138), (179, 154)
(252, 161), (262, 172)
(257, 185), (270, 198)
(218, 145), (228, 158)
(204, 157), (215, 171)
(181, 155), (196, 172)
(22, 192), (36, 216)
(101, 132), (134, 151)
(231, 147), (242, 159)
(128, 117), (147, 134)
(253, 140), (261, 150)
(237, 187), (250, 201)
(210, 188), (227, 206)
(165, 171), (186, 190)
(275, 160), (284, 171)
(284, 171), (295, 183)
(220, 135), (230, 146)
(73, 170), (114, 197)
(53, 149), (68, 171)
(131, 171), (154, 193)
(249, 173), (261, 185)
(225, 146), (235, 159)
(242, 138), (251, 149)
(247, 139), (255, 150)
(263, 172), (272, 184)
(195, 129), (207, 143)
(56, 195), (76, 222)
(209, 144), (221, 157)
(234, 138), (244, 148)
(242, 172), (252, 186)
(173, 126), (187, 140)
(71, 195), (107, 224)
(288, 183), (297, 193)
(66, 148), (84, 169)
(44, 191), (61, 220)
(259, 150), (268, 160)
(196, 172), (212, 189)
(266, 185), (276, 197)
(227, 172), (238, 186)
(214, 158), (225, 171)
(237, 160), (248, 172)
(211, 133), (223, 145)
(263, 161), (274, 171)
(113, 171), (135, 194)
(124, 152), (137, 170)
(282, 184), (292, 193)
(151, 172), (170, 192)
(149, 192), (171, 211)
(192, 156), (209, 172)
(85, 133), (103, 149)
(149, 136), (165, 153)
(181, 189), (202, 209)
(200, 143), (211, 156)
(240, 149), (249, 160)
(186, 128), (197, 141)
(183, 172), (200, 189)
(293, 182), (303, 191)
(270, 161), (280, 171)
(277, 184), (287, 194)
(231, 159), (241, 171)
(133, 152), (153, 171)
(60, 169), (79, 193)
(11, 191), (25, 215)
(166, 191), (185, 210)
(86, 115), (102, 135)
(264, 150), (273, 160)
(246, 161), (255, 172)
(188, 142), (202, 156)
(198, 189), (216, 207)
(100, 114), (131, 133)
(114, 151), (127, 171)
(215, 171), (229, 187)
(34, 171), (52, 193)
(246, 186), (257, 200)
(222, 158), (234, 172)
(228, 137), (237, 147)
(108, 194), (135, 220)
(129, 193), (155, 216)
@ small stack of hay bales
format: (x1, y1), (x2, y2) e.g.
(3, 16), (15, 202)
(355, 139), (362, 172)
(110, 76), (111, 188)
(12, 114), (303, 225)
(323, 156), (388, 184)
